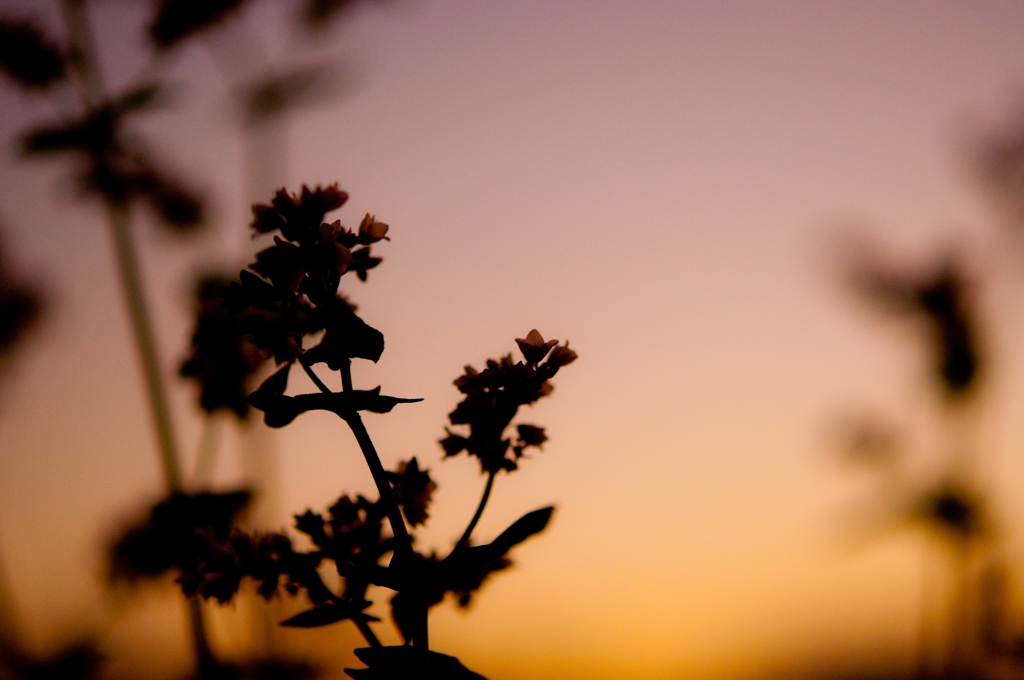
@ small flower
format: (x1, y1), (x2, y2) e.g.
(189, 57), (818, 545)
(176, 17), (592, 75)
(515, 329), (558, 364)
(357, 213), (389, 244)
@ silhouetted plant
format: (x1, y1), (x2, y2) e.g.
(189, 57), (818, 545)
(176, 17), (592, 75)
(171, 184), (577, 677)
(1, 0), (388, 675)
(839, 250), (994, 679)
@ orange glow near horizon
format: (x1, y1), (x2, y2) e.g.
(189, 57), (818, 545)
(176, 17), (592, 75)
(4, 2), (1024, 679)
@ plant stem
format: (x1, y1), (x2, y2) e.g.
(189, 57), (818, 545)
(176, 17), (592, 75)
(456, 471), (496, 550)
(340, 359), (353, 393)
(59, 0), (208, 668)
(354, 618), (381, 648)
(342, 412), (411, 549)
(110, 204), (184, 491)
(60, 0), (184, 493)
(188, 593), (215, 677)
(297, 355), (331, 394)
(59, 0), (104, 109)
(296, 358), (411, 549)
(297, 356), (426, 647)
(191, 415), (221, 488)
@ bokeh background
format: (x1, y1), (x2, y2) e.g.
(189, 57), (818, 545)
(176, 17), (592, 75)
(4, 2), (1024, 679)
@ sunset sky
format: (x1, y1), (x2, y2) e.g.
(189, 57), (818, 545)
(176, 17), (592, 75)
(5, 2), (1024, 679)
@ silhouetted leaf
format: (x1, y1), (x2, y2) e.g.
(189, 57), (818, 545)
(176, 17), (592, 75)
(489, 506), (553, 555)
(248, 364), (301, 427)
(280, 602), (376, 628)
(303, 312), (385, 366)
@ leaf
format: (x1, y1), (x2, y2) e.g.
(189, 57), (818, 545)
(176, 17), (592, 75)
(345, 387), (422, 414)
(20, 121), (93, 155)
(280, 602), (377, 628)
(303, 314), (385, 367)
(490, 506), (554, 555)
(247, 365), (301, 427)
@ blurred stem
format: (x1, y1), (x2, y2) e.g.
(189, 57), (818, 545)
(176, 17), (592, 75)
(192, 415), (222, 488)
(59, 0), (208, 669)
(456, 471), (495, 550)
(188, 595), (215, 677)
(109, 204), (184, 491)
(59, 0), (184, 493)
(59, 0), (105, 109)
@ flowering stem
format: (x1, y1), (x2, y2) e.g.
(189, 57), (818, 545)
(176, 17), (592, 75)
(296, 358), (411, 550)
(296, 356), (425, 646)
(456, 471), (496, 550)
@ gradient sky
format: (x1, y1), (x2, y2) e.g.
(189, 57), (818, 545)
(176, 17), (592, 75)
(5, 2), (1024, 679)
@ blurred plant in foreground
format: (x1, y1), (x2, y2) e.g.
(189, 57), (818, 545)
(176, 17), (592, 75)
(0, 0), (397, 677)
(828, 107), (1024, 680)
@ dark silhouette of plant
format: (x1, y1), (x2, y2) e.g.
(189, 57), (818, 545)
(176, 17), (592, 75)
(839, 251), (989, 679)
(1, 1), (390, 676)
(170, 184), (577, 677)
(0, 235), (42, 374)
(0, 638), (101, 680)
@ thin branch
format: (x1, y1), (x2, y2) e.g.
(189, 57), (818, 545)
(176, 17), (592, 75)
(455, 471), (495, 550)
(353, 618), (381, 648)
(340, 358), (353, 393)
(295, 357), (411, 553)
(297, 355), (332, 394)
(60, 0), (106, 109)
(342, 410), (411, 550)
